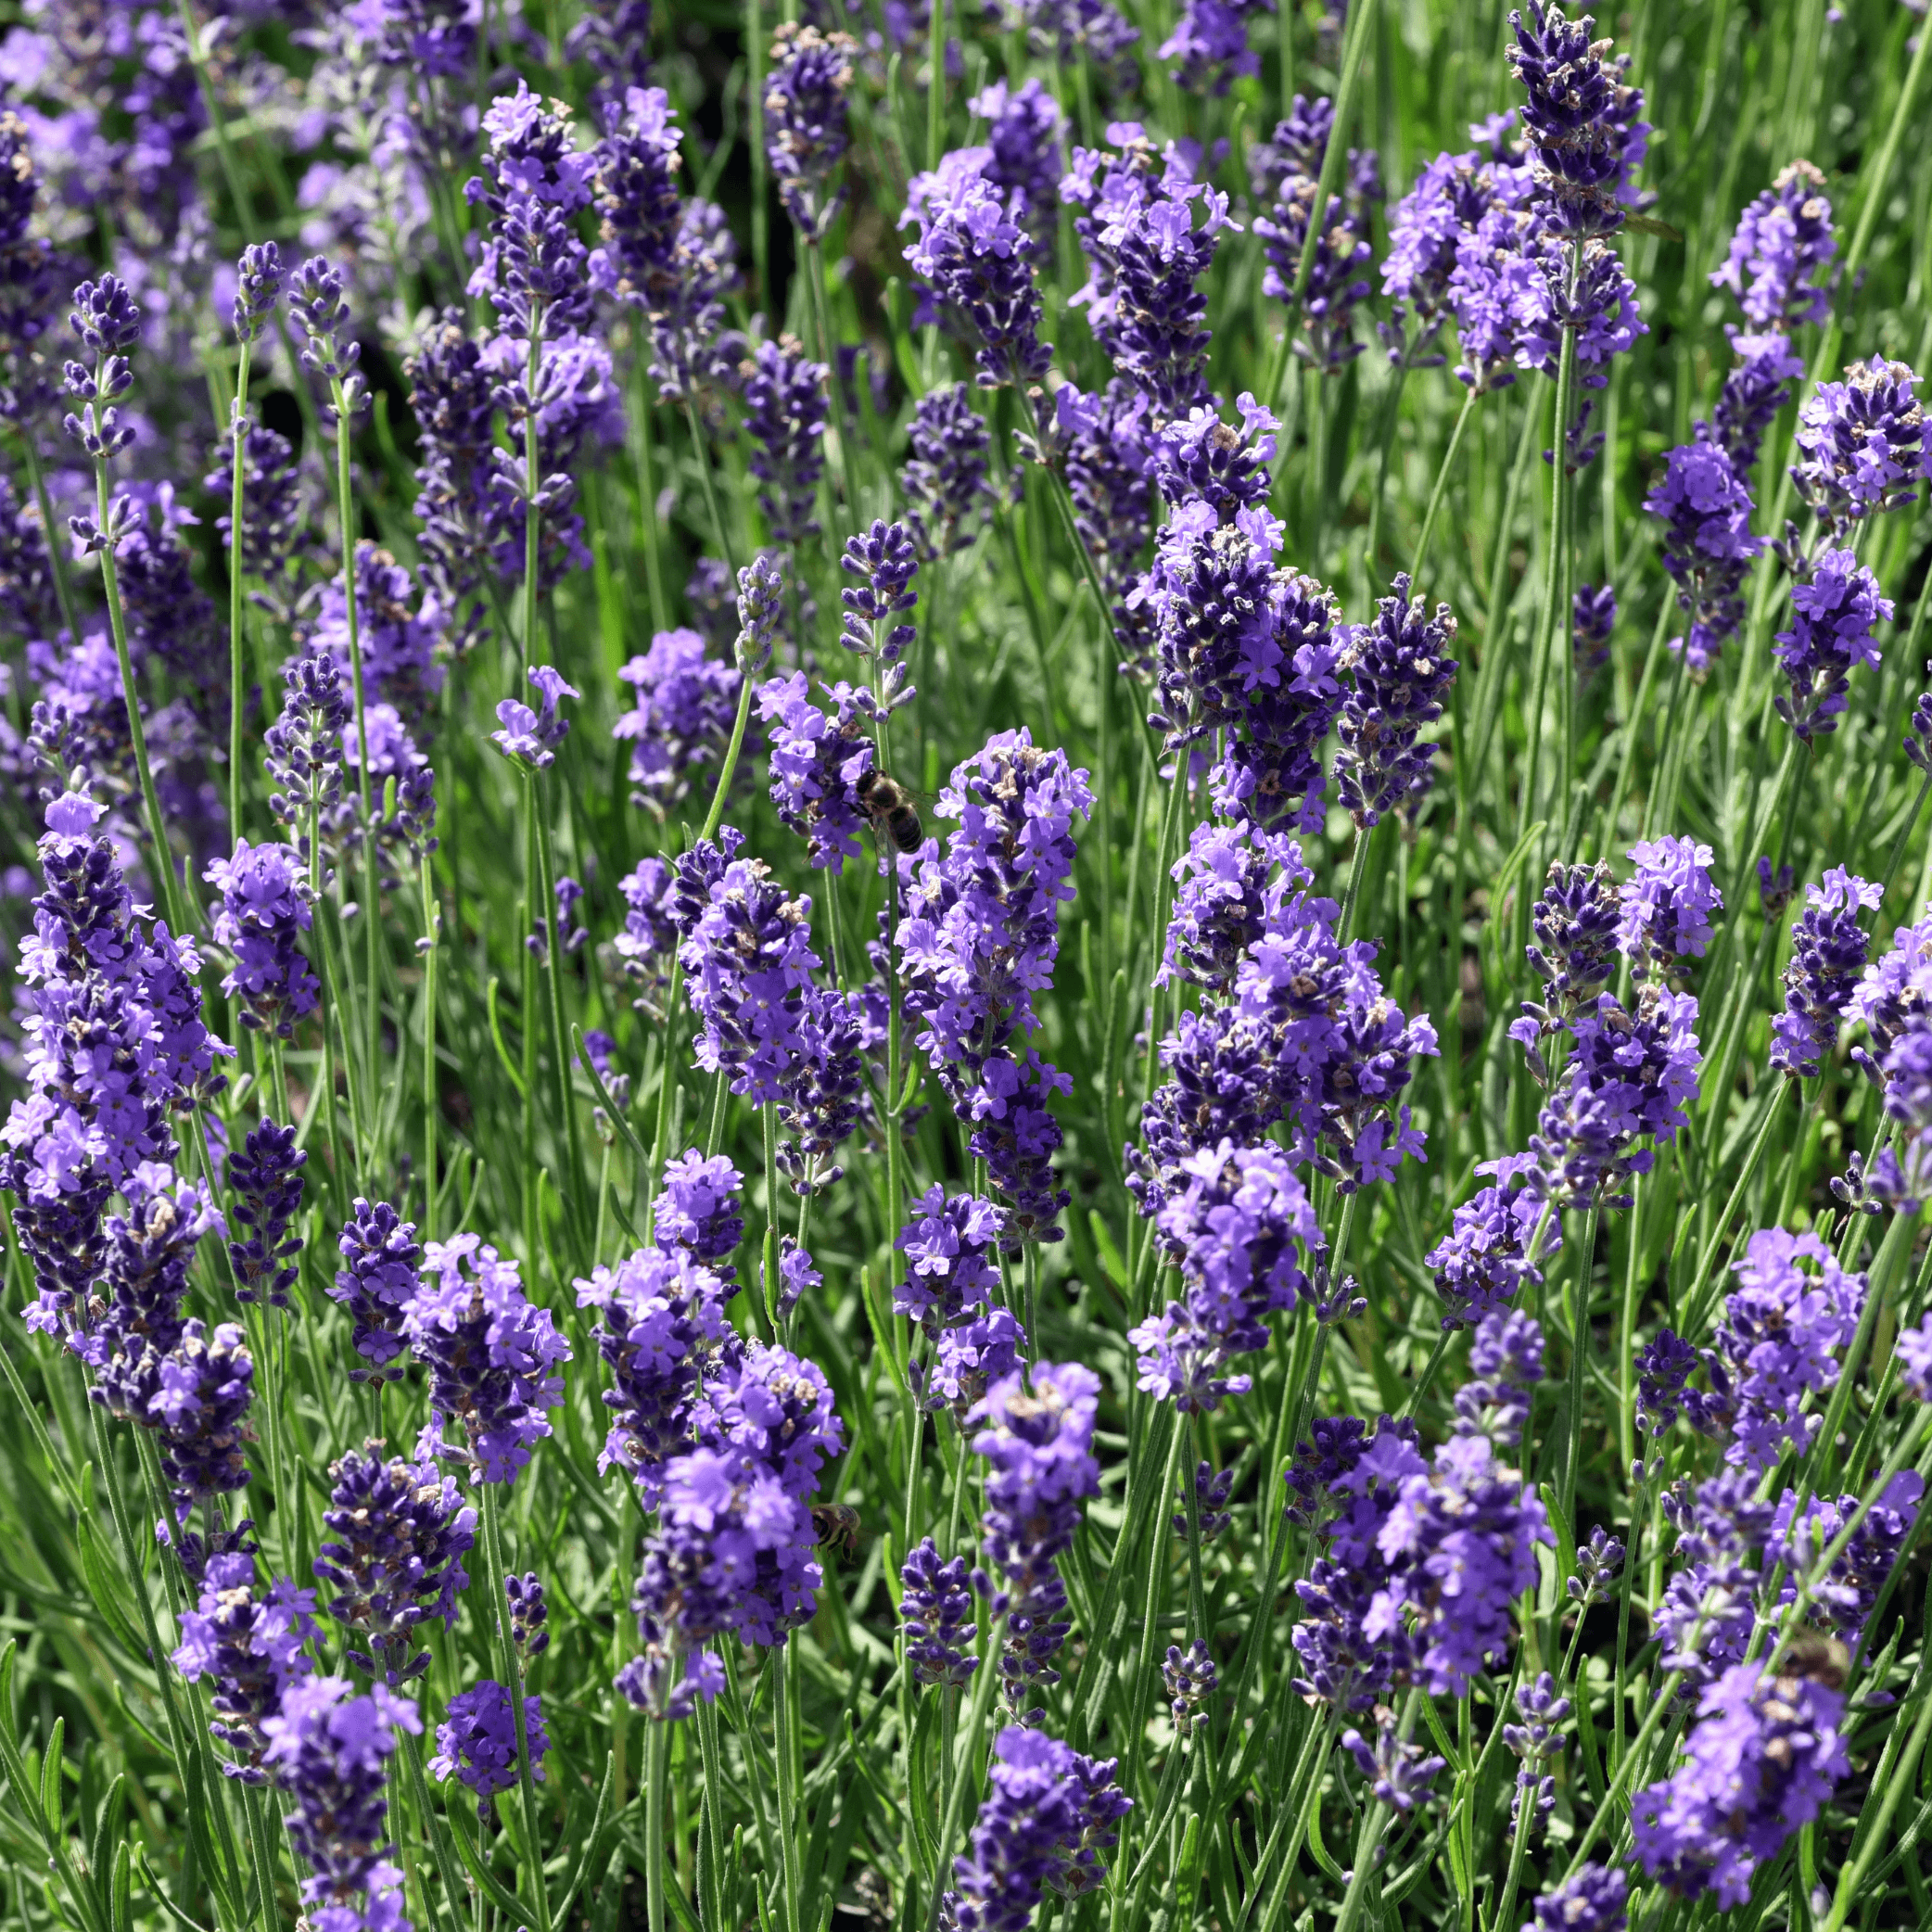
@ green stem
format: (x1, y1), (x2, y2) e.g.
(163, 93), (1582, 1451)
(1559, 1202), (1602, 1532)
(645, 1710), (670, 1932)
(1519, 308), (1580, 844)
(227, 340), (252, 845)
(531, 782), (587, 1266)
(684, 399), (735, 572)
(477, 1488), (553, 1932)
(923, 1614), (1008, 1932)
(629, 361), (672, 635)
(18, 435), (81, 651)
(1409, 387), (1479, 591)
(421, 852), (440, 1241)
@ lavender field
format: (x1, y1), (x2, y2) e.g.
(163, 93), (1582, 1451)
(1, 0), (1930, 1928)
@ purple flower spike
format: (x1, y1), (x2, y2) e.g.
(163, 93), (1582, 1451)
(615, 628), (742, 814)
(1619, 835), (1722, 978)
(1771, 867), (1880, 1078)
(228, 1118), (307, 1308)
(331, 1199), (421, 1382)
(1644, 439), (1765, 680)
(900, 152), (1052, 392)
(742, 337), (829, 546)
(1773, 547), (1890, 743)
(901, 383), (998, 561)
(764, 23), (855, 241)
(206, 840), (320, 1040)
(1573, 580), (1615, 680)
(1710, 330), (1808, 474)
(969, 79), (1065, 224)
(1712, 160), (1837, 332)
(1633, 1660), (1849, 1908)
(972, 1362), (1101, 1718)
(942, 1726), (1131, 1926)
(900, 1536), (978, 1688)
(1158, 819), (1310, 998)
(840, 517), (921, 667)
(172, 1555), (319, 1784)
(1342, 1715), (1447, 1812)
(1334, 574), (1459, 829)
(491, 665), (577, 769)
(1453, 1309), (1545, 1447)
(1898, 1314), (1932, 1402)
(405, 1234), (572, 1485)
(465, 82), (595, 337)
(1427, 1154), (1561, 1328)
(313, 1447), (476, 1684)
(1162, 0), (1271, 95)
(1506, 3), (1649, 238)
(233, 241), (287, 345)
(430, 1680), (548, 1819)
(1514, 858), (1621, 1048)
(264, 1677), (421, 1932)
(1524, 1864), (1627, 1932)
(1789, 357), (1929, 537)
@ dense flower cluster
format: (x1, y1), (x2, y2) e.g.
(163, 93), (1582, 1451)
(901, 382), (998, 560)
(173, 1554), (319, 1783)
(1644, 439), (1765, 679)
(1771, 868), (1880, 1077)
(1772, 547), (1890, 743)
(430, 1680), (548, 1818)
(1332, 575), (1459, 828)
(615, 628), (742, 812)
(1426, 1154), (1561, 1328)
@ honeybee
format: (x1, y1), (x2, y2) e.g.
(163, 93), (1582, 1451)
(855, 768), (923, 854)
(811, 1503), (861, 1561)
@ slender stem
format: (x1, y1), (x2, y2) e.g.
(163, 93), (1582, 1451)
(531, 782), (586, 1265)
(1519, 313), (1579, 844)
(774, 1642), (804, 1932)
(478, 1487), (553, 1932)
(630, 360), (671, 635)
(1559, 1202), (1602, 1532)
(420, 852), (439, 1241)
(645, 1710), (670, 1932)
(684, 399), (735, 572)
(19, 435), (81, 649)
(923, 1614), (1008, 1932)
(805, 244), (859, 542)
(1410, 388), (1479, 591)
(227, 340), (252, 844)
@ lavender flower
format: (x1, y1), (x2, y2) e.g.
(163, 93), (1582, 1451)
(430, 1680), (547, 1818)
(742, 337), (829, 546)
(313, 543), (446, 730)
(491, 665), (577, 769)
(266, 638), (351, 843)
(1503, 1671), (1570, 1826)
(153, 1320), (257, 1530)
(1157, 819), (1308, 997)
(841, 518), (920, 671)
(1712, 161), (1836, 331)
(899, 1536), (978, 1688)
(405, 314), (498, 655)
(576, 1243), (736, 1497)
(1769, 1471), (1923, 1646)
(765, 24), (855, 241)
(898, 731), (1094, 1243)
(1130, 1141), (1322, 1412)
(1684, 1227), (1865, 1472)
(1333, 575), (1459, 828)
(1427, 1154), (1561, 1328)
(1524, 1865), (1627, 1932)
(1771, 867), (1880, 1077)
(313, 1447), (476, 1684)
(1381, 143), (1505, 362)
(1644, 439), (1766, 680)
(1342, 1716), (1447, 1812)
(1163, 0), (1273, 92)
(1773, 546), (1890, 742)
(227, 1118), (306, 1309)
(405, 1233), (572, 1484)
(1506, 3), (1649, 238)
(972, 1362), (1100, 1716)
(1148, 392), (1277, 516)
(1176, 1462), (1236, 1541)
(900, 152), (1052, 391)
(1452, 1309), (1545, 1447)
(233, 240), (286, 345)
(331, 1200), (421, 1381)
(1788, 357), (1929, 538)
(1619, 835), (1722, 978)
(615, 629), (742, 813)
(1708, 329), (1809, 475)
(1163, 1639), (1218, 1737)
(1513, 858), (1621, 1048)
(205, 841), (319, 1040)
(1573, 580), (1614, 680)
(1063, 380), (1157, 676)
(1635, 1328), (1701, 1436)
(465, 82), (595, 336)
(943, 1726), (1131, 1927)
(286, 256), (367, 421)
(264, 1677), (421, 1932)
(969, 79), (1064, 223)
(1569, 1525), (1626, 1606)
(505, 1572), (549, 1659)
(653, 1150), (746, 1271)
(1633, 1659), (1849, 1907)
(1900, 1314), (1932, 1402)
(901, 383), (997, 561)
(173, 1554), (320, 1783)
(777, 986), (865, 1195)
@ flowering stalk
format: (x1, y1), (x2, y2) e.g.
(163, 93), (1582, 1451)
(226, 339), (250, 841)
(477, 1485), (553, 1932)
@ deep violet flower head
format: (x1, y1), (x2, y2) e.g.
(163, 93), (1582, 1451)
(1683, 1227), (1866, 1472)
(205, 841), (320, 1041)
(1148, 392), (1277, 517)
(491, 665), (577, 769)
(1569, 1525), (1626, 1608)
(895, 1187), (1006, 1329)
(1162, 1639), (1218, 1738)
(972, 1362), (1101, 1717)
(152, 1319), (256, 1530)
(898, 731), (1094, 1244)
(227, 1117), (306, 1308)
(233, 241), (287, 345)
(1632, 1660), (1849, 1909)
(1773, 547), (1890, 743)
(405, 1234), (572, 1484)
(172, 1555), (320, 1783)
(1157, 818), (1309, 997)
(900, 151), (1052, 392)
(1162, 0), (1273, 96)
(899, 1536), (978, 1688)
(286, 257), (368, 419)
(1427, 1155), (1561, 1328)
(263, 1677), (421, 1932)
(1130, 1141), (1322, 1413)
(742, 337), (829, 546)
(775, 985), (866, 1196)
(464, 83), (596, 336)
(1634, 1328), (1702, 1437)
(841, 518), (921, 671)
(1453, 1309), (1545, 1447)
(331, 1200), (421, 1382)
(312, 1447), (476, 1684)
(942, 1726), (1131, 1928)
(1712, 160), (1837, 332)
(1710, 330), (1809, 475)
(1619, 836), (1722, 980)
(1381, 143), (1506, 361)
(901, 383), (998, 561)
(615, 629), (742, 814)
(765, 24), (856, 241)
(430, 1680), (548, 1818)
(505, 1572), (550, 1659)
(969, 80), (1065, 224)
(1175, 1462), (1236, 1542)
(1333, 575), (1459, 829)
(1769, 1471), (1923, 1647)
(1573, 580), (1615, 680)
(1644, 439), (1766, 680)
(1900, 1313), (1932, 1403)
(1061, 380), (1158, 676)
(1788, 357), (1929, 537)
(1523, 1865), (1628, 1932)
(1512, 858), (1621, 1049)
(266, 637), (351, 842)
(1847, 902), (1932, 1078)
(1506, 4), (1649, 238)
(1770, 868), (1881, 1078)
(1341, 1717), (1447, 1814)
(575, 1243), (737, 1499)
